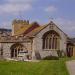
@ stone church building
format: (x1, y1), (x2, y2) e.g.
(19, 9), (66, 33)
(0, 19), (74, 60)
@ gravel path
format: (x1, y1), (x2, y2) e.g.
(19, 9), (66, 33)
(66, 60), (75, 75)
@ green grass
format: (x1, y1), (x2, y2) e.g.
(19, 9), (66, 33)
(0, 59), (69, 75)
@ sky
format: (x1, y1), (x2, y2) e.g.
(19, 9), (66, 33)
(0, 0), (75, 37)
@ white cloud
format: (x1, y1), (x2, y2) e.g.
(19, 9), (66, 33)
(0, 0), (35, 15)
(0, 21), (11, 29)
(5, 0), (35, 3)
(54, 18), (75, 37)
(51, 0), (59, 2)
(0, 0), (36, 29)
(45, 6), (57, 12)
(54, 18), (75, 31)
(0, 3), (32, 14)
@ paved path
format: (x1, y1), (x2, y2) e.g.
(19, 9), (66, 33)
(66, 60), (75, 75)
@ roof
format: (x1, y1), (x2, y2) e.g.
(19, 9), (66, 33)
(15, 22), (40, 36)
(15, 24), (32, 35)
(0, 21), (70, 43)
(25, 21), (68, 38)
(13, 21), (69, 39)
(52, 22), (69, 38)
(68, 38), (75, 44)
(0, 28), (11, 32)
(25, 25), (47, 37)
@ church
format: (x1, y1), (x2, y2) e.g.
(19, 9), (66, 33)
(0, 19), (74, 60)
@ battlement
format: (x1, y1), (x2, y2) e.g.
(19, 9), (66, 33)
(12, 19), (29, 25)
(12, 19), (29, 36)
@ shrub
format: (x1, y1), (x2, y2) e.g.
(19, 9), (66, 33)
(57, 50), (62, 57)
(43, 56), (59, 60)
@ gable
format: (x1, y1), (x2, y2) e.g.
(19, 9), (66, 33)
(36, 21), (68, 39)
(25, 21), (68, 39)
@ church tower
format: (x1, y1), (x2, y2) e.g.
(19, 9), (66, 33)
(12, 19), (29, 36)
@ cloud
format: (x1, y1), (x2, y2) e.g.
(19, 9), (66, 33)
(49, 0), (59, 1)
(0, 21), (11, 29)
(54, 18), (75, 37)
(0, 3), (32, 15)
(0, 0), (36, 29)
(54, 18), (75, 31)
(45, 6), (57, 12)
(4, 0), (35, 3)
(0, 0), (35, 15)
(0, 0), (36, 15)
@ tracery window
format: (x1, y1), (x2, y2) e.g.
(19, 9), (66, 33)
(43, 31), (60, 50)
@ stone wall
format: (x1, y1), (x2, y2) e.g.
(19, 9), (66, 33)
(0, 41), (32, 59)
(73, 46), (75, 56)
(12, 19), (29, 36)
(32, 23), (67, 59)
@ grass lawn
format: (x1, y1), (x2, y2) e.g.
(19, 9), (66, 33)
(0, 58), (70, 75)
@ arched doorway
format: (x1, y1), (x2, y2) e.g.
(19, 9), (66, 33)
(42, 30), (61, 50)
(10, 43), (25, 58)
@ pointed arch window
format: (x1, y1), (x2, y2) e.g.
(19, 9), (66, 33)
(43, 31), (60, 50)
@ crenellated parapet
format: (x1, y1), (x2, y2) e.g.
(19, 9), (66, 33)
(12, 19), (29, 25)
(12, 19), (29, 36)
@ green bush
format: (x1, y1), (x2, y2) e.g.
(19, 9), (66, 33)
(57, 50), (62, 57)
(43, 56), (59, 60)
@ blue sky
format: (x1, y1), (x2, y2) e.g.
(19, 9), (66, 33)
(0, 0), (75, 37)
